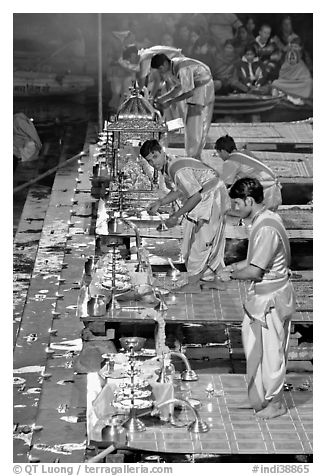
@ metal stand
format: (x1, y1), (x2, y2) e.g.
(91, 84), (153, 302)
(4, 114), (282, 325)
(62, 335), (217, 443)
(153, 288), (168, 312)
(109, 245), (121, 310)
(224, 323), (241, 374)
(181, 369), (198, 382)
(188, 418), (209, 433)
(122, 346), (146, 433)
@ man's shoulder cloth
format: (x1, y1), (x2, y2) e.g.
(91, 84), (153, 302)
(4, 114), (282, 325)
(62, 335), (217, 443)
(229, 151), (275, 178)
(168, 157), (209, 180)
(248, 215), (291, 267)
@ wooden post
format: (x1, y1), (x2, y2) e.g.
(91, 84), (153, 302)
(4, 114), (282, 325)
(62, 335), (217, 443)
(98, 13), (103, 132)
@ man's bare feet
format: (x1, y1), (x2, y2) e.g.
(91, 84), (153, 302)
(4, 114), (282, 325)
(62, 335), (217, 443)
(200, 278), (227, 291)
(256, 400), (287, 419)
(173, 282), (202, 294)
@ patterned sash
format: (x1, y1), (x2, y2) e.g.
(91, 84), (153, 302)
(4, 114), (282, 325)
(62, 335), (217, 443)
(171, 58), (212, 86)
(168, 157), (214, 183)
(229, 151), (277, 180)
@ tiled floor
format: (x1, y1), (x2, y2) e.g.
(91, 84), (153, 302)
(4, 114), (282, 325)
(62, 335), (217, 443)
(89, 373), (312, 455)
(83, 272), (312, 325)
(168, 122), (313, 147)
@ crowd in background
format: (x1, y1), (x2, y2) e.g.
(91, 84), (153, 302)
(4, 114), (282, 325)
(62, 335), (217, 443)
(13, 13), (313, 110)
(103, 13), (313, 112)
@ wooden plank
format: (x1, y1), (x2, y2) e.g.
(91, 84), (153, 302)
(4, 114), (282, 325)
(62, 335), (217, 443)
(13, 185), (51, 345)
(167, 148), (313, 181)
(81, 269), (312, 325)
(13, 126), (94, 464)
(168, 121), (313, 149)
(97, 213), (312, 241)
(226, 208), (312, 231)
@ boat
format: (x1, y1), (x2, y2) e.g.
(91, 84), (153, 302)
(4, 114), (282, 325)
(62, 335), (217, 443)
(261, 96), (313, 122)
(13, 70), (95, 98)
(213, 92), (283, 116)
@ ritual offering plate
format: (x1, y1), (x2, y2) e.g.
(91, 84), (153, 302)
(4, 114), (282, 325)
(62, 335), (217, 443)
(115, 274), (131, 282)
(113, 398), (153, 410)
(117, 389), (152, 399)
(101, 353), (128, 364)
(137, 349), (156, 357)
(105, 265), (128, 273)
(99, 368), (128, 379)
(119, 380), (149, 390)
(102, 280), (132, 292)
(103, 273), (130, 282)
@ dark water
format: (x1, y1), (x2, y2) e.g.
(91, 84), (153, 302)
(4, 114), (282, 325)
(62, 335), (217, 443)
(13, 97), (94, 233)
(282, 183), (313, 205)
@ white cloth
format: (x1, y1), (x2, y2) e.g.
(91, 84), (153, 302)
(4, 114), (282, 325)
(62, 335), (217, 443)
(222, 151), (282, 211)
(166, 158), (230, 275)
(241, 210), (296, 411)
(169, 57), (215, 159)
(13, 113), (42, 162)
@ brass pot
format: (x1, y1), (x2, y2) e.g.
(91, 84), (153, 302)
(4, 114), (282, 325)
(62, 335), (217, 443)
(119, 337), (146, 351)
(87, 294), (107, 317)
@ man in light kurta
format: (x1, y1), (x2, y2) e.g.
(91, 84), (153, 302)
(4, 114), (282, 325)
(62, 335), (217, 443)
(222, 178), (296, 419)
(214, 134), (282, 211)
(139, 139), (230, 292)
(150, 53), (215, 160)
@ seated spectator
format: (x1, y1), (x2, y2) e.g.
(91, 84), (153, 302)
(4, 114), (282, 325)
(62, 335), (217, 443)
(187, 26), (202, 57)
(13, 113), (42, 165)
(192, 36), (218, 73)
(254, 24), (282, 80)
(245, 16), (257, 44)
(288, 36), (313, 74)
(208, 14), (243, 52)
(214, 40), (247, 94)
(237, 44), (268, 91)
(272, 39), (312, 102)
(173, 22), (191, 53)
(232, 26), (251, 58)
(273, 15), (300, 56)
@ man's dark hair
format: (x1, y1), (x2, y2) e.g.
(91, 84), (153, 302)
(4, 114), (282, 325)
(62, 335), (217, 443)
(215, 134), (236, 153)
(122, 44), (138, 60)
(244, 43), (258, 56)
(151, 54), (171, 69)
(140, 139), (162, 159)
(229, 177), (264, 203)
(259, 23), (272, 32)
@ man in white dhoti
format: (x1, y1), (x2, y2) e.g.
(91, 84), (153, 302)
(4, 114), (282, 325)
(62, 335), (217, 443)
(139, 139), (230, 292)
(214, 134), (282, 211)
(222, 178), (296, 419)
(150, 53), (215, 160)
